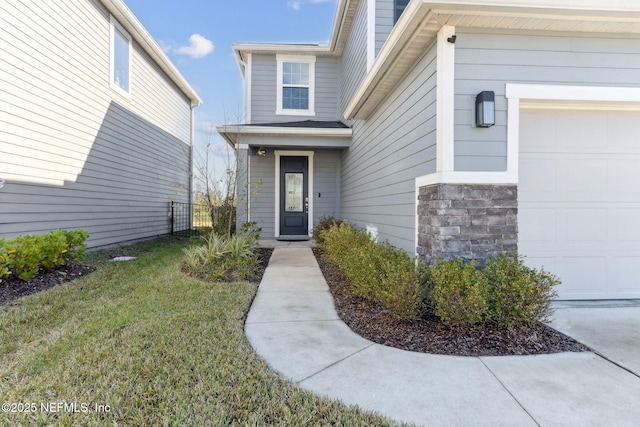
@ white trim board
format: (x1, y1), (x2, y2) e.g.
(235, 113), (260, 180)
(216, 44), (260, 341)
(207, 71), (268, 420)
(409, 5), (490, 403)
(274, 150), (314, 238)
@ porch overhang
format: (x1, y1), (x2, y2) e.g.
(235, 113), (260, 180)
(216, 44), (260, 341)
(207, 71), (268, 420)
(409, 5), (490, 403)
(344, 0), (640, 120)
(216, 121), (352, 149)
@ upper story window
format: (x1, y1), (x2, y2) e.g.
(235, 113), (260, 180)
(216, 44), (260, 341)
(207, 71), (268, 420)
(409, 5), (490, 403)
(394, 0), (410, 23)
(110, 16), (131, 97)
(276, 55), (315, 116)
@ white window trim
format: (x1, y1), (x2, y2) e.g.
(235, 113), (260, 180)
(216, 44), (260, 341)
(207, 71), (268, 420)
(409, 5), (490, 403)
(110, 15), (132, 99)
(274, 150), (314, 238)
(276, 55), (316, 116)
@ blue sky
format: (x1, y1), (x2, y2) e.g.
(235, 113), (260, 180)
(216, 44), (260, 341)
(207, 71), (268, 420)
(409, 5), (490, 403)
(124, 0), (339, 140)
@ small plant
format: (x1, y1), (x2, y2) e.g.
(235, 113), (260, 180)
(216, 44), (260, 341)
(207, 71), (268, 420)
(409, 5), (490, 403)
(182, 228), (260, 282)
(427, 258), (489, 326)
(484, 252), (559, 328)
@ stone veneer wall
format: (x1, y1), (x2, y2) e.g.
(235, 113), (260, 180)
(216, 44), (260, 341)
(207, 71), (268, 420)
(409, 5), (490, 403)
(417, 184), (518, 265)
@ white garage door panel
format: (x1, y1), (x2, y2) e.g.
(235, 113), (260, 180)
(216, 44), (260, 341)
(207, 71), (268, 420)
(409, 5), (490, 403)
(519, 108), (640, 300)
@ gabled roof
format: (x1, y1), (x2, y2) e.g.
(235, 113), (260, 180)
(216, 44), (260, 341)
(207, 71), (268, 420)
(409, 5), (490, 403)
(233, 0), (640, 118)
(233, 0), (361, 76)
(101, 0), (202, 106)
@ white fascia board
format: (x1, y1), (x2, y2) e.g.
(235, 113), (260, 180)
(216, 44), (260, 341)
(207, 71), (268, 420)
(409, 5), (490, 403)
(420, 0), (640, 14)
(233, 43), (332, 56)
(343, 0), (433, 119)
(100, 0), (202, 105)
(218, 125), (352, 138)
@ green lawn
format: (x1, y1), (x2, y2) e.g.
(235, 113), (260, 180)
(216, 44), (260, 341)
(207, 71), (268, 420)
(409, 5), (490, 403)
(0, 238), (399, 426)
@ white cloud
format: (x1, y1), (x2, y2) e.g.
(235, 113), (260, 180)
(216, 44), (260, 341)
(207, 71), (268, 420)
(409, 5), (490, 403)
(288, 0), (334, 10)
(195, 121), (219, 133)
(174, 34), (214, 59)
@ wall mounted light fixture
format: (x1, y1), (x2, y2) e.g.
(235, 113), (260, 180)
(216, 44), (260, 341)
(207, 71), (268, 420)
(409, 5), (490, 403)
(475, 91), (495, 128)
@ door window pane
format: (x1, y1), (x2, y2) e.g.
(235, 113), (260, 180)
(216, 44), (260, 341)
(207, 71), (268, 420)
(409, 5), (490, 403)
(285, 173), (304, 212)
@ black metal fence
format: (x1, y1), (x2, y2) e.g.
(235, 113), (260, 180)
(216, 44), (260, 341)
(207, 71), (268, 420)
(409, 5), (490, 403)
(170, 202), (212, 237)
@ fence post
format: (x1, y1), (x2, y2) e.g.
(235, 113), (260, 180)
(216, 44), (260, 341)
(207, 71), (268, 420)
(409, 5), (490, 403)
(171, 201), (175, 235)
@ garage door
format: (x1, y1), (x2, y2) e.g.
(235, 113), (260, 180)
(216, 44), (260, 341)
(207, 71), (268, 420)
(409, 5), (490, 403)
(518, 107), (640, 300)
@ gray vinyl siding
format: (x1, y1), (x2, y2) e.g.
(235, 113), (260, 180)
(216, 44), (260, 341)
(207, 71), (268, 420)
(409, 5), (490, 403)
(0, 0), (192, 248)
(341, 41), (438, 253)
(313, 150), (341, 224)
(340, 0), (369, 115)
(375, 0), (394, 56)
(454, 27), (640, 171)
(247, 148), (341, 239)
(248, 150), (277, 238)
(250, 54), (339, 124)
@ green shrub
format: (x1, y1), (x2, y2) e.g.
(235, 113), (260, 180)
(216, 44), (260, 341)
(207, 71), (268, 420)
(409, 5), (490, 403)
(1, 229), (90, 281)
(321, 222), (425, 320)
(313, 215), (343, 245)
(0, 240), (10, 283)
(63, 229), (90, 261)
(484, 253), (559, 328)
(182, 229), (259, 282)
(426, 253), (559, 328)
(427, 258), (489, 326)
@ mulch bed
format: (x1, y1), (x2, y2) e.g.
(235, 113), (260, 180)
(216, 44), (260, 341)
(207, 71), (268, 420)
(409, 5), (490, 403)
(312, 248), (590, 357)
(0, 261), (96, 306)
(1, 244), (273, 307)
(252, 248), (273, 284)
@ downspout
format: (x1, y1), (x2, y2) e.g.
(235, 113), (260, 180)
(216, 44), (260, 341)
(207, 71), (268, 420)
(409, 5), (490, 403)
(189, 101), (198, 207)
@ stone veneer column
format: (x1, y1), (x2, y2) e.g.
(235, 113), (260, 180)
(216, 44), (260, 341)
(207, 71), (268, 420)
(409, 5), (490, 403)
(417, 184), (518, 265)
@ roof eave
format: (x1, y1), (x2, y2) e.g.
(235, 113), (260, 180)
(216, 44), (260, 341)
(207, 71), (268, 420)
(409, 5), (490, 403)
(100, 0), (202, 105)
(344, 0), (640, 120)
(216, 124), (352, 138)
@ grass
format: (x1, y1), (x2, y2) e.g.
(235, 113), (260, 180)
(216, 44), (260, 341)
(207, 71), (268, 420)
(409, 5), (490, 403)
(0, 237), (399, 426)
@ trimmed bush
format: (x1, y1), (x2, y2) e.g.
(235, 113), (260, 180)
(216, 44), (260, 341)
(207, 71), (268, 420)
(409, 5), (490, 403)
(320, 222), (425, 320)
(427, 258), (489, 326)
(312, 215), (343, 245)
(0, 241), (10, 283)
(426, 253), (559, 328)
(484, 252), (559, 328)
(1, 229), (90, 281)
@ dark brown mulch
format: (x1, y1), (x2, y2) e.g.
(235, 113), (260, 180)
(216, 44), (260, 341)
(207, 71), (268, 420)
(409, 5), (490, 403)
(251, 247), (273, 284)
(312, 248), (590, 357)
(0, 261), (96, 306)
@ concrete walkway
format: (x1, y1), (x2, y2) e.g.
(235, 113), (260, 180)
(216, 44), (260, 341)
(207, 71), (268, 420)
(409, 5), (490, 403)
(245, 247), (640, 426)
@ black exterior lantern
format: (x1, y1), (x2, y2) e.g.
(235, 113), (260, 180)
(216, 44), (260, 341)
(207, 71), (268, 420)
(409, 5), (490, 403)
(475, 91), (495, 128)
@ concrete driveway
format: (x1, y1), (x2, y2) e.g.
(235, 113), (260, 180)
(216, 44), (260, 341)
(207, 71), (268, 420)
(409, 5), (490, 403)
(549, 301), (640, 376)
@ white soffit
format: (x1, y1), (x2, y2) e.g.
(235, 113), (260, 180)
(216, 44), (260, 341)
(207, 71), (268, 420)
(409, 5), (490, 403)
(345, 0), (640, 120)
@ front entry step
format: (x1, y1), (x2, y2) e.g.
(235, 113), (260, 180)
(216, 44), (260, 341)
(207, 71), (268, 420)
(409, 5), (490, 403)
(277, 235), (310, 241)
